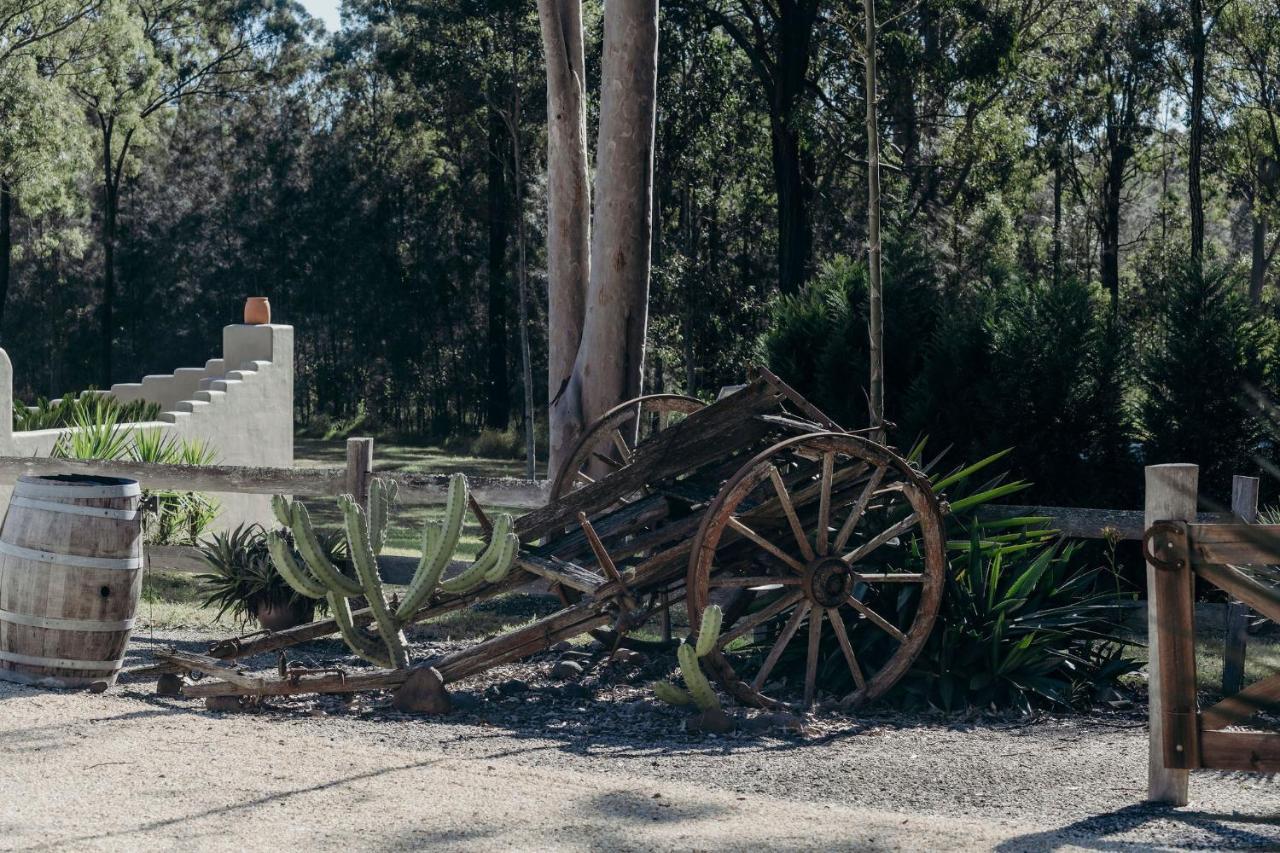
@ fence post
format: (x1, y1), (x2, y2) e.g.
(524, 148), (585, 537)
(1145, 463), (1197, 805)
(345, 437), (374, 513)
(1222, 475), (1259, 696)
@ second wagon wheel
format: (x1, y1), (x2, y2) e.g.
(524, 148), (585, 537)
(686, 432), (946, 709)
(549, 393), (707, 501)
(549, 393), (707, 648)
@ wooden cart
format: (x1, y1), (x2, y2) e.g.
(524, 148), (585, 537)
(161, 367), (948, 710)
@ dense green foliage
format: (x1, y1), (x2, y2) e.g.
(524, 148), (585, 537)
(763, 251), (1279, 506)
(3, 0), (1280, 502)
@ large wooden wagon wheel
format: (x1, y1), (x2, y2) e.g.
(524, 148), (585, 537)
(549, 393), (706, 648)
(549, 393), (706, 501)
(686, 432), (946, 709)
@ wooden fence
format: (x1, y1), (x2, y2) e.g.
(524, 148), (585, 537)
(1143, 463), (1280, 806)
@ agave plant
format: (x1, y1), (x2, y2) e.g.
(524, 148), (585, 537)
(197, 523), (346, 628)
(15, 392), (161, 432)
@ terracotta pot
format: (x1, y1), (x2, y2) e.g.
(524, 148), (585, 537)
(243, 296), (271, 325)
(252, 598), (314, 631)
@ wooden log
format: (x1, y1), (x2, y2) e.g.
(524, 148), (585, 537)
(1149, 520), (1200, 774)
(1223, 475), (1258, 697)
(1200, 672), (1280, 730)
(1144, 463), (1197, 805)
(1199, 730), (1280, 773)
(153, 650), (265, 689)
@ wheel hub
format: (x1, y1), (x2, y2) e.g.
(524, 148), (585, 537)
(803, 557), (853, 608)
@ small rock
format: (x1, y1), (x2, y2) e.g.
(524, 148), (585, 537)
(551, 660), (584, 680)
(550, 641), (572, 652)
(88, 680), (110, 694)
(686, 708), (736, 735)
(558, 650), (595, 663)
(392, 666), (452, 715)
(741, 711), (804, 734)
(612, 649), (649, 667)
(450, 691), (484, 712)
(205, 695), (247, 713)
(154, 673), (184, 697)
(498, 678), (529, 696)
(557, 683), (590, 701)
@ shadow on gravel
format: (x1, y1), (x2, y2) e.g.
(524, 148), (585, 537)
(994, 802), (1280, 851)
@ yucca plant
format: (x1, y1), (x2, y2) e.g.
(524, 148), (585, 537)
(197, 524), (345, 629)
(15, 392), (162, 432)
(51, 410), (221, 546)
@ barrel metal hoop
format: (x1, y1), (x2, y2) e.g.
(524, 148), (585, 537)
(0, 650), (122, 672)
(9, 497), (140, 521)
(15, 479), (141, 499)
(0, 540), (143, 570)
(0, 608), (135, 632)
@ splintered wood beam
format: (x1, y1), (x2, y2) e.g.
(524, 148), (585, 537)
(154, 650), (265, 689)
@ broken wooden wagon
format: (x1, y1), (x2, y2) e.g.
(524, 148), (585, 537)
(150, 367), (949, 711)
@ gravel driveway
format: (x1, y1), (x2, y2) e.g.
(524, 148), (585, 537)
(0, 629), (1276, 852)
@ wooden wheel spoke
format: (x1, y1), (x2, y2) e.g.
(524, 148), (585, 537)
(751, 602), (810, 691)
(716, 591), (804, 648)
(591, 450), (625, 470)
(843, 594), (907, 643)
(574, 471), (596, 486)
(852, 572), (924, 583)
(610, 429), (634, 464)
(768, 466), (815, 562)
(827, 607), (866, 691)
(804, 605), (823, 706)
(726, 516), (807, 574)
(841, 512), (919, 566)
(816, 452), (834, 556)
(709, 575), (801, 588)
(833, 465), (887, 552)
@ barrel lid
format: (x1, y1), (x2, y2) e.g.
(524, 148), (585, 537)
(15, 474), (141, 499)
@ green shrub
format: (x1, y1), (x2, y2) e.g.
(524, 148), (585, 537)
(15, 392), (161, 432)
(1140, 254), (1278, 495)
(197, 523), (342, 626)
(50, 402), (220, 545)
(470, 425), (525, 459)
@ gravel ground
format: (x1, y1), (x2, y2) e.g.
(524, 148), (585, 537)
(0, 626), (1276, 852)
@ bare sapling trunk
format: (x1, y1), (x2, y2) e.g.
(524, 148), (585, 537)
(864, 0), (884, 435)
(511, 45), (537, 481)
(538, 0), (591, 478)
(571, 0), (659, 458)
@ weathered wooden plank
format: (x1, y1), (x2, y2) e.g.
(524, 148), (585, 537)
(1199, 730), (1280, 774)
(1149, 521), (1200, 773)
(1194, 561), (1280, 624)
(1200, 672), (1280, 730)
(1187, 523), (1280, 568)
(154, 650), (265, 689)
(0, 455), (344, 496)
(1144, 463), (1197, 805)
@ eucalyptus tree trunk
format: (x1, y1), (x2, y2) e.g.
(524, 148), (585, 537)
(572, 0), (659, 452)
(1188, 0), (1206, 264)
(537, 0), (591, 478)
(539, 0), (659, 479)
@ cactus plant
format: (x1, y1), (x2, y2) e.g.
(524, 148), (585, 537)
(267, 474), (519, 669)
(654, 604), (723, 712)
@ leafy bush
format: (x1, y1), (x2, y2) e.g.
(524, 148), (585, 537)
(50, 401), (220, 545)
(197, 524), (343, 626)
(15, 392), (161, 432)
(1140, 254), (1278, 495)
(470, 425), (525, 459)
(899, 527), (1137, 713)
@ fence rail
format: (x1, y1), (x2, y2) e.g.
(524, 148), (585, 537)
(0, 444), (1232, 576)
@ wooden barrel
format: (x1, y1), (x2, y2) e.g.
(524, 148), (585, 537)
(0, 475), (143, 688)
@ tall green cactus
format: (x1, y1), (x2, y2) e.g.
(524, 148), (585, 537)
(267, 474), (520, 669)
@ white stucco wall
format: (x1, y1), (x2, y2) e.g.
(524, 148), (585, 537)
(0, 324), (294, 530)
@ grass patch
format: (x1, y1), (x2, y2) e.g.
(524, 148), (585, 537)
(1123, 630), (1280, 698)
(138, 571), (238, 631)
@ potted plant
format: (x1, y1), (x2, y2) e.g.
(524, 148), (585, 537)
(197, 524), (347, 630)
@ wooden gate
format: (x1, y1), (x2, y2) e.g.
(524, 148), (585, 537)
(1143, 464), (1280, 805)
